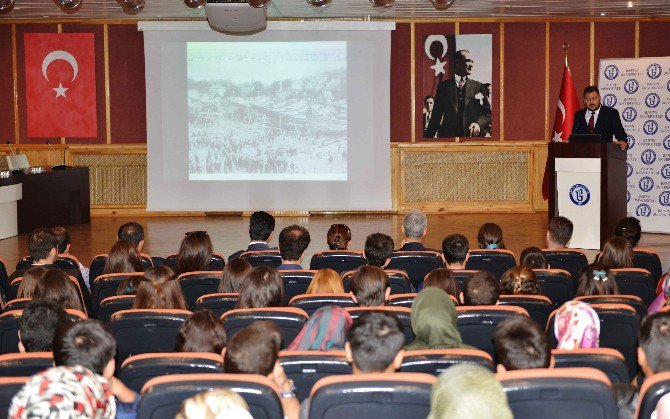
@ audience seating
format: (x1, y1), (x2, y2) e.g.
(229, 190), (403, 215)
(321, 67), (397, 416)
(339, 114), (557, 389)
(497, 368), (618, 419)
(109, 309), (191, 364)
(278, 350), (352, 401)
(497, 294), (554, 328)
(176, 271), (223, 309)
(91, 272), (145, 316)
(399, 349), (495, 376)
(547, 304), (640, 379)
(345, 306), (414, 345)
(464, 249), (516, 280)
(280, 270), (317, 305)
(0, 309), (86, 354)
(0, 352), (53, 377)
(308, 373), (436, 419)
(551, 348), (629, 384)
(139, 374), (283, 419)
(3, 298), (32, 312)
(456, 305), (529, 358)
(533, 269), (575, 307)
(342, 269), (413, 295)
(633, 248), (663, 288)
(239, 250), (282, 268)
(636, 371), (670, 419)
(610, 268), (655, 306)
(451, 269), (480, 293)
(89, 253), (153, 284)
(574, 294), (647, 319)
(6, 278), (22, 302)
(543, 249), (589, 283)
(309, 250), (367, 274)
(288, 293), (356, 316)
(387, 293), (458, 308)
(97, 295), (135, 323)
(163, 253), (226, 271)
(118, 352), (224, 393)
(193, 293), (239, 317)
(0, 377), (28, 418)
(221, 307), (309, 349)
(386, 251), (445, 290)
(15, 255), (79, 271)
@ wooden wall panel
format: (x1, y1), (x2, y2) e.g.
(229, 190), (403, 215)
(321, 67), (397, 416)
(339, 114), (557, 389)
(639, 21), (670, 57)
(594, 22), (635, 75)
(0, 25), (14, 143)
(390, 23), (412, 143)
(503, 22), (546, 141)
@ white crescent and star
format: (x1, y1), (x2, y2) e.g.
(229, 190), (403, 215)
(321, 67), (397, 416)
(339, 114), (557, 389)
(41, 50), (79, 99)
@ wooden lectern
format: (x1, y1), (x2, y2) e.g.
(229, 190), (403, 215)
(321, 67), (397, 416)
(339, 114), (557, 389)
(547, 142), (627, 249)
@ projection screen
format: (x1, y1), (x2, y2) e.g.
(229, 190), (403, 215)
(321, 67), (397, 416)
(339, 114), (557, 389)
(140, 21), (394, 211)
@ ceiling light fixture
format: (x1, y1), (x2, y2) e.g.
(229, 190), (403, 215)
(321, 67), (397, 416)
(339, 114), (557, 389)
(0, 0), (14, 13)
(184, 0), (206, 8)
(627, 1), (633, 7)
(370, 0), (395, 9)
(53, 0), (82, 13)
(600, 12), (605, 16)
(430, 0), (453, 10)
(306, 0), (332, 7)
(116, 0), (145, 14)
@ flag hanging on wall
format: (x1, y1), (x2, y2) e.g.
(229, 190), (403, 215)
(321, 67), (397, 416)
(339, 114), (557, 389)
(24, 33), (97, 138)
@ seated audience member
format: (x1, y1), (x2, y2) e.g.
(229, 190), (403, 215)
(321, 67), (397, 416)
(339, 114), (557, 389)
(118, 221), (145, 252)
(33, 269), (85, 313)
(575, 263), (620, 297)
(174, 231), (215, 275)
(116, 275), (149, 296)
(614, 217), (642, 248)
(18, 299), (71, 353)
(406, 288), (471, 350)
(133, 278), (188, 310)
(399, 209), (436, 251)
(277, 225), (311, 271)
(174, 310), (226, 354)
(364, 233), (394, 268)
(222, 321), (299, 419)
(493, 316), (551, 372)
(442, 234), (469, 269)
(287, 305), (352, 351)
(546, 216), (574, 249)
(649, 273), (670, 314)
(554, 301), (600, 350)
(598, 237), (634, 269)
(519, 246), (548, 270)
(228, 211), (277, 261)
(52, 226), (90, 287)
(175, 389), (252, 419)
(16, 266), (47, 299)
(143, 265), (176, 284)
(422, 268), (458, 301)
(327, 224), (351, 250)
(477, 223), (506, 249)
(428, 364), (513, 419)
(236, 266), (284, 309)
(306, 268), (344, 294)
(499, 266), (542, 296)
(218, 258), (252, 294)
(349, 265), (390, 307)
(461, 271), (499, 305)
(103, 240), (144, 275)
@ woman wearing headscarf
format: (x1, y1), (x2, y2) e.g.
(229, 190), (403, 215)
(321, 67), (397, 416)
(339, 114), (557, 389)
(554, 301), (600, 350)
(287, 305), (353, 351)
(406, 287), (472, 350)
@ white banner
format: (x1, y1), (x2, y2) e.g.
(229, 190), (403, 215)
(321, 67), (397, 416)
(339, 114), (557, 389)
(598, 57), (670, 233)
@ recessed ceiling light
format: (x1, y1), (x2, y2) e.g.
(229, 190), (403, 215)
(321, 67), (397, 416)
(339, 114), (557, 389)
(600, 12), (606, 16)
(627, 1), (633, 7)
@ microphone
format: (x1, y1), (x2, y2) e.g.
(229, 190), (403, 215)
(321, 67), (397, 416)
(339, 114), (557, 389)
(46, 140), (67, 170)
(6, 141), (15, 155)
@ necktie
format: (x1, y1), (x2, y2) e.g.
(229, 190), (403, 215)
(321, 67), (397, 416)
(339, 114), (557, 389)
(588, 111), (595, 133)
(458, 78), (465, 90)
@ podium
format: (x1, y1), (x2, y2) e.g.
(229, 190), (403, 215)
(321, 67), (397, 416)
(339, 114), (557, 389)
(547, 142), (627, 249)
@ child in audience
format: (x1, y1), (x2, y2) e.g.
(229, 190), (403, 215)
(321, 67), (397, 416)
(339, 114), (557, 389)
(349, 265), (390, 307)
(175, 389), (252, 419)
(519, 247), (548, 270)
(614, 217), (642, 248)
(406, 288), (471, 350)
(18, 299), (71, 353)
(218, 258), (252, 293)
(236, 267), (284, 309)
(174, 231), (215, 275)
(16, 266), (47, 299)
(327, 224), (351, 250)
(103, 240), (144, 275)
(461, 271), (499, 305)
(175, 309), (226, 354)
(554, 301), (600, 350)
(599, 237), (634, 269)
(306, 269), (344, 294)
(575, 263), (620, 297)
(422, 268), (458, 301)
(499, 266), (542, 296)
(33, 269), (85, 313)
(441, 234), (469, 270)
(493, 316), (551, 371)
(477, 223), (505, 249)
(546, 216), (573, 249)
(287, 305), (352, 351)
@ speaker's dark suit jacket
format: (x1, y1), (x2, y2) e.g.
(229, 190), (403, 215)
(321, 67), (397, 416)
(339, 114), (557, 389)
(571, 105), (627, 143)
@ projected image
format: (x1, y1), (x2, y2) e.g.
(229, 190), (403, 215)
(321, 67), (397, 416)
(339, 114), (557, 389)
(187, 42), (347, 181)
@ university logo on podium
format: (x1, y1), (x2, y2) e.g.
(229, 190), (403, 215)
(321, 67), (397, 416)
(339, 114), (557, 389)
(569, 184), (590, 206)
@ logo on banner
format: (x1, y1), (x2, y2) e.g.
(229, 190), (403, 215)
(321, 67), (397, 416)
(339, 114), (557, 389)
(622, 107), (637, 122)
(641, 149), (657, 165)
(660, 191), (670, 207)
(667, 80), (670, 93)
(569, 184), (590, 206)
(636, 204), (652, 217)
(639, 176), (655, 192)
(644, 120), (659, 135)
(666, 108), (670, 122)
(603, 94), (618, 107)
(627, 163), (634, 178)
(661, 164), (670, 179)
(627, 135), (635, 150)
(664, 135), (670, 151)
(624, 79), (640, 94)
(604, 65), (619, 80)
(646, 93), (661, 108)
(627, 190), (631, 203)
(647, 63), (662, 79)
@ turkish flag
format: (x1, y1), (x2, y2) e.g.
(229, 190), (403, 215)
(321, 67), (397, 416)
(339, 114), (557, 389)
(542, 64), (580, 200)
(24, 33), (97, 138)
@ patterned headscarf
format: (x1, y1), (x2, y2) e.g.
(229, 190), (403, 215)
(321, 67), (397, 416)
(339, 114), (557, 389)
(554, 301), (600, 350)
(287, 305), (353, 351)
(9, 365), (116, 419)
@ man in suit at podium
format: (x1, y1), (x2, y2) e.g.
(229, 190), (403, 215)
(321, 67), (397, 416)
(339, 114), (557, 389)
(571, 86), (628, 151)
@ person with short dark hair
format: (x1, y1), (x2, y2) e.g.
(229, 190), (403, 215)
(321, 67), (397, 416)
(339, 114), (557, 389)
(349, 265), (390, 307)
(175, 310), (226, 354)
(477, 223), (505, 249)
(52, 226), (89, 287)
(575, 263), (620, 297)
(461, 271), (498, 305)
(18, 299), (71, 353)
(277, 225), (311, 270)
(442, 234), (469, 269)
(364, 233), (394, 268)
(228, 211), (277, 261)
(499, 266), (542, 296)
(614, 217), (642, 248)
(571, 85), (628, 150)
(326, 224), (351, 251)
(236, 266), (284, 309)
(423, 95), (435, 138)
(546, 216), (574, 249)
(494, 316), (551, 372)
(520, 246), (547, 270)
(422, 268), (458, 301)
(117, 222), (145, 251)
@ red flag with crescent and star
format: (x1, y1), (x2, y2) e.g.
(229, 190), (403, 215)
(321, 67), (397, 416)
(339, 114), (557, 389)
(24, 33), (97, 138)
